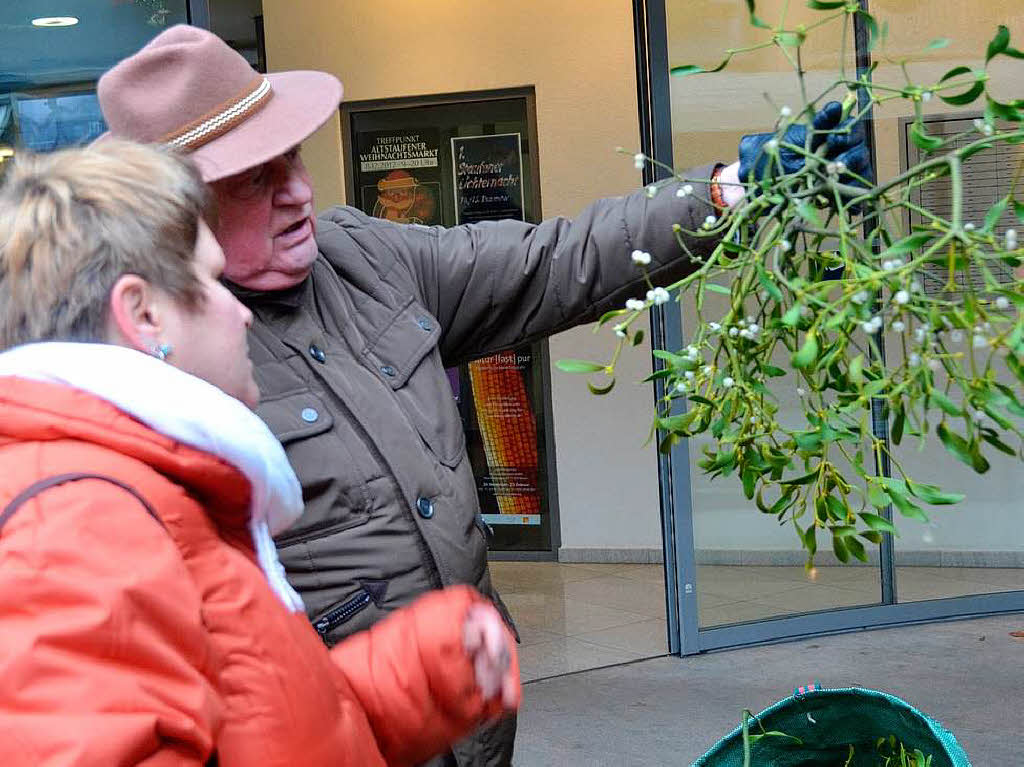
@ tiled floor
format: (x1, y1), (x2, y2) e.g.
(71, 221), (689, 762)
(490, 561), (1024, 682)
(492, 562), (669, 682)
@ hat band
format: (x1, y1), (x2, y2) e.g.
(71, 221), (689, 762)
(162, 77), (273, 153)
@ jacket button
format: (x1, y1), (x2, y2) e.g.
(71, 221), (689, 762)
(380, 364), (396, 377)
(300, 407), (319, 423)
(309, 344), (326, 363)
(417, 318), (433, 332)
(416, 496), (434, 519)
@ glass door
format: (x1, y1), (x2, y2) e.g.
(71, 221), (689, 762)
(649, 0), (1024, 653)
(871, 0), (1024, 605)
(666, 0), (883, 633)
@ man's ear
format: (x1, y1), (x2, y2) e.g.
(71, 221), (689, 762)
(106, 274), (164, 353)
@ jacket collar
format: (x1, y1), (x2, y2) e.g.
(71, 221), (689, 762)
(0, 342), (305, 611)
(226, 276), (310, 309)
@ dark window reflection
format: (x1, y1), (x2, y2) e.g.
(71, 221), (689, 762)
(12, 91), (106, 152)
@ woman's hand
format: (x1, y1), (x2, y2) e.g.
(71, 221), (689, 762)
(462, 603), (519, 710)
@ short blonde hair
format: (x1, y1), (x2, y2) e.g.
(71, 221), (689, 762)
(0, 140), (209, 349)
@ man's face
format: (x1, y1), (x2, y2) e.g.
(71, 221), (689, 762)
(159, 221), (260, 409)
(210, 146), (318, 291)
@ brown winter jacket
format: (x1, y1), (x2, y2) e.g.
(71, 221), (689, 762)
(243, 168), (721, 642)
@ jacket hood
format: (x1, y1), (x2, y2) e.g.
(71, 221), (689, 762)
(0, 342), (304, 611)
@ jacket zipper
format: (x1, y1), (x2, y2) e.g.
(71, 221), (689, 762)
(313, 588), (371, 639)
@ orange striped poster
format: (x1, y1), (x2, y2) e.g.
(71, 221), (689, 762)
(467, 350), (541, 517)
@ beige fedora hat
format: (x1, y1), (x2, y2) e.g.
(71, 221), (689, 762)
(97, 25), (342, 182)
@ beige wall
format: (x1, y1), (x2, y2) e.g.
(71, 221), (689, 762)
(262, 1), (669, 555)
(263, 1), (644, 215)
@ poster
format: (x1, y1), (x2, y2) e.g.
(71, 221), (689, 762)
(463, 348), (541, 526)
(451, 133), (524, 224)
(354, 129), (443, 225)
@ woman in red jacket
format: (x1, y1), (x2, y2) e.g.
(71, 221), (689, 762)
(0, 140), (519, 767)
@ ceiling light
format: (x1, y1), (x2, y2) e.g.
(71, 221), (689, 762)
(31, 17), (79, 27)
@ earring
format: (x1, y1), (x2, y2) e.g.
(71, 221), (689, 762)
(151, 342), (173, 361)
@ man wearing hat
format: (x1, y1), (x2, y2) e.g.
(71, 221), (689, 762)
(97, 25), (867, 766)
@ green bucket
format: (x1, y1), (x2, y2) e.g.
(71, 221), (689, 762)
(693, 685), (971, 766)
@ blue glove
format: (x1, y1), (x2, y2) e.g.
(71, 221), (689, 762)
(738, 101), (871, 186)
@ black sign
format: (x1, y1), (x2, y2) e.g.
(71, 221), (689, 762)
(354, 129), (443, 225)
(451, 133), (524, 224)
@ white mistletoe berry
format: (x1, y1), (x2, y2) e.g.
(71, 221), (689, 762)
(647, 287), (670, 306)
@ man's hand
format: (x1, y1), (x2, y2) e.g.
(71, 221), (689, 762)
(737, 101), (871, 185)
(463, 604), (520, 710)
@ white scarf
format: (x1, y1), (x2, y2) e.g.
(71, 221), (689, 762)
(0, 342), (305, 612)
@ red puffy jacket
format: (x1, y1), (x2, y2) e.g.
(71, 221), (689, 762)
(0, 377), (519, 766)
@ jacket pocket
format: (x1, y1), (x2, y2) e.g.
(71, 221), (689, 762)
(258, 388), (335, 443)
(258, 389), (372, 542)
(363, 299), (466, 467)
(311, 580), (388, 643)
(313, 589), (370, 640)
